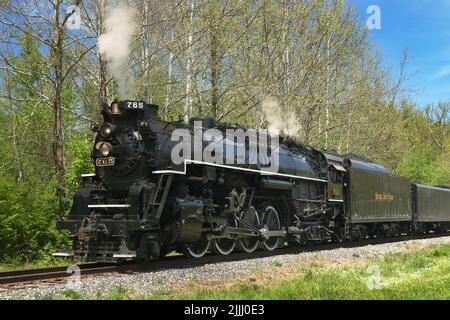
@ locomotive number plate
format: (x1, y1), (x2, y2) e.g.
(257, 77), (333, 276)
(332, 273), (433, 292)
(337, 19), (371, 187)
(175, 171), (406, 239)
(124, 100), (145, 110)
(95, 157), (115, 167)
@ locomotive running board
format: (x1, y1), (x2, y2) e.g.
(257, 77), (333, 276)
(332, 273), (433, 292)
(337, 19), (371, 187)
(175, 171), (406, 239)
(81, 173), (96, 178)
(53, 252), (74, 257)
(113, 253), (137, 258)
(88, 204), (131, 208)
(153, 159), (328, 183)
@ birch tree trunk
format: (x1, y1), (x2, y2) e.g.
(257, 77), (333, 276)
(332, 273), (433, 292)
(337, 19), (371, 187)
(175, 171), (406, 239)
(184, 0), (195, 123)
(51, 1), (66, 210)
(141, 0), (152, 103)
(98, 0), (108, 105)
(210, 30), (219, 119)
(165, 28), (175, 121)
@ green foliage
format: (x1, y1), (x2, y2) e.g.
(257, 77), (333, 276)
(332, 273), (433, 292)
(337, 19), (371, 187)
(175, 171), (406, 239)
(395, 101), (450, 185)
(397, 145), (440, 184)
(65, 132), (94, 196)
(0, 257), (69, 272)
(0, 30), (71, 264)
(0, 176), (69, 263)
(107, 284), (131, 300)
(62, 289), (83, 300)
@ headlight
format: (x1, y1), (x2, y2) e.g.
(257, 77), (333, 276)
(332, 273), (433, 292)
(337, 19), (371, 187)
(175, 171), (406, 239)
(96, 142), (112, 157)
(100, 123), (116, 138)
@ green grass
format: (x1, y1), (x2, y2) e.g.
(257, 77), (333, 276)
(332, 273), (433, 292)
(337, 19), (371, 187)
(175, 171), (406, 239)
(0, 258), (72, 272)
(270, 260), (283, 268)
(38, 285), (134, 301)
(144, 244), (450, 300)
(166, 251), (182, 257)
(106, 284), (131, 300)
(61, 289), (84, 300)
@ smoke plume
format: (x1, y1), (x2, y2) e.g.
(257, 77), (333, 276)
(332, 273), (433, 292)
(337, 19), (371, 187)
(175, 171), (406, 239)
(262, 97), (300, 137)
(98, 5), (137, 99)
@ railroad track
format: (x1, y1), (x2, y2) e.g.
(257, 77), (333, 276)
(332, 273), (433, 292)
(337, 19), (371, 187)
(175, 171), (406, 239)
(0, 263), (121, 287)
(1, 232), (448, 288)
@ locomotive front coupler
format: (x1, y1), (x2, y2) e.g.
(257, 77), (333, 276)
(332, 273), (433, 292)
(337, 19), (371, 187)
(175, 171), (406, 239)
(77, 214), (109, 243)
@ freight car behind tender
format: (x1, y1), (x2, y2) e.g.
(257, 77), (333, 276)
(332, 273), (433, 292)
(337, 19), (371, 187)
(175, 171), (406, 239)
(413, 184), (450, 232)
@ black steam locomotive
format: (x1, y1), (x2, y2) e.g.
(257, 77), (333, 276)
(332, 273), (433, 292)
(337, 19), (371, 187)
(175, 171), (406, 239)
(56, 101), (450, 262)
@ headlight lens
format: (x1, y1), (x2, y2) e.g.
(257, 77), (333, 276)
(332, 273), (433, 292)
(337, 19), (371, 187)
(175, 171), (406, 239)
(98, 142), (112, 157)
(100, 123), (116, 138)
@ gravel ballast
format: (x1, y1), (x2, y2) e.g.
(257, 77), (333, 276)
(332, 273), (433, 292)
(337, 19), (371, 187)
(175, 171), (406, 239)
(1, 236), (450, 300)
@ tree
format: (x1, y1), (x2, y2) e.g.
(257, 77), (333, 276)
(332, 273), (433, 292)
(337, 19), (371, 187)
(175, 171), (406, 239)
(0, 1), (96, 210)
(424, 102), (450, 155)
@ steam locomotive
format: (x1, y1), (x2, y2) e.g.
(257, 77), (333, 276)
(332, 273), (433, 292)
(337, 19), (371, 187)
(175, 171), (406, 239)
(56, 101), (450, 262)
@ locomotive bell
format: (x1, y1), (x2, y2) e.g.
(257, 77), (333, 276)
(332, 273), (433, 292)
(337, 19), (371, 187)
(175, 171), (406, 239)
(111, 102), (122, 116)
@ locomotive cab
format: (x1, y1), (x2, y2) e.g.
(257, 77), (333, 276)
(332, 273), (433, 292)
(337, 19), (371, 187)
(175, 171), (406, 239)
(322, 152), (346, 203)
(328, 164), (345, 202)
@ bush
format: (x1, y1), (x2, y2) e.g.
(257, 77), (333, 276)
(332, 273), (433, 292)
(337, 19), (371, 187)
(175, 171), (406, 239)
(0, 176), (69, 263)
(65, 132), (94, 196)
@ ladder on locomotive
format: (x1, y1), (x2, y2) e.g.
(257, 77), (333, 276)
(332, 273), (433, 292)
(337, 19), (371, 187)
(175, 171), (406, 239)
(145, 174), (173, 219)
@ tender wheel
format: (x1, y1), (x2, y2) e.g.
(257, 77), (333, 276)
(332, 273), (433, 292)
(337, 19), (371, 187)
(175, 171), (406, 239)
(213, 218), (238, 256)
(182, 236), (211, 259)
(237, 207), (260, 253)
(352, 225), (368, 241)
(260, 206), (281, 251)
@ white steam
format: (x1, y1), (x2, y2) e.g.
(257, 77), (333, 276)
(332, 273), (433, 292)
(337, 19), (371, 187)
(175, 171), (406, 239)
(98, 5), (137, 99)
(261, 97), (300, 137)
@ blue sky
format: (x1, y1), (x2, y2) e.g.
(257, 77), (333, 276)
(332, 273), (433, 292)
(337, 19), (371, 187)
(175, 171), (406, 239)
(352, 0), (450, 108)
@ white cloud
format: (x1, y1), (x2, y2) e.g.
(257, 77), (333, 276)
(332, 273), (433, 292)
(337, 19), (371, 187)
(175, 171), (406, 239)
(430, 65), (450, 80)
